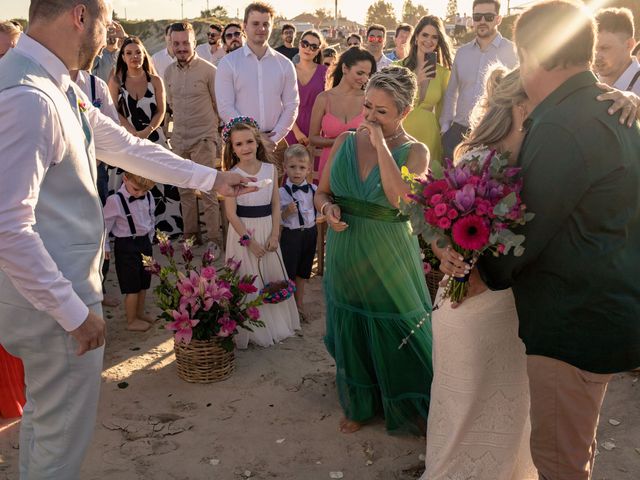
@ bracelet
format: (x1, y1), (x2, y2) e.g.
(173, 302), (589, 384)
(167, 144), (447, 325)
(239, 234), (251, 247)
(320, 201), (334, 216)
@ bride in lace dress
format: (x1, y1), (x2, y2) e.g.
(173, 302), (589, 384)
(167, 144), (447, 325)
(421, 67), (538, 480)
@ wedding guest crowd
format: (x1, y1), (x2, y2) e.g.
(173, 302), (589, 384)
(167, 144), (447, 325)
(2, 1), (640, 479)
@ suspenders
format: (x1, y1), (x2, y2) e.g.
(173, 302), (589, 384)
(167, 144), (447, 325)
(627, 70), (640, 92)
(89, 74), (97, 105)
(116, 191), (152, 237)
(283, 184), (316, 229)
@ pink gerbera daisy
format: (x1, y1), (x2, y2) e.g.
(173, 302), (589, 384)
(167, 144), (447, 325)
(452, 215), (490, 251)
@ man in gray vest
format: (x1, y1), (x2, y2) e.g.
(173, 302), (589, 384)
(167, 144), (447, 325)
(0, 1), (254, 478)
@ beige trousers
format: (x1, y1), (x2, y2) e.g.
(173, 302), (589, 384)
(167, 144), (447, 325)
(527, 355), (613, 480)
(174, 138), (222, 245)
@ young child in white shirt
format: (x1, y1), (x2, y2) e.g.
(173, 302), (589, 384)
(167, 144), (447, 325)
(103, 172), (156, 331)
(279, 145), (317, 318)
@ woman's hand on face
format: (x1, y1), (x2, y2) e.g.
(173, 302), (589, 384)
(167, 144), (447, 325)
(248, 239), (266, 258)
(326, 204), (348, 232)
(357, 120), (385, 151)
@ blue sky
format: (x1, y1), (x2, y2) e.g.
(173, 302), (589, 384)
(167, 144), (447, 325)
(4, 0), (504, 23)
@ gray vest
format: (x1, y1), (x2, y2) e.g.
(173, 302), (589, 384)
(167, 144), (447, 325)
(0, 50), (104, 311)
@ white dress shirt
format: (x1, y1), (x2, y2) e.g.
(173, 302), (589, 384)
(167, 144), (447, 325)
(151, 48), (175, 79)
(440, 33), (518, 131)
(196, 43), (226, 66)
(613, 57), (640, 95)
(376, 54), (393, 70)
(215, 44), (299, 143)
(0, 34), (217, 331)
(103, 184), (155, 252)
(279, 180), (316, 229)
(74, 70), (119, 123)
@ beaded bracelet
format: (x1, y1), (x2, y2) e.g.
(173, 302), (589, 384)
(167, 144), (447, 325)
(239, 234), (251, 247)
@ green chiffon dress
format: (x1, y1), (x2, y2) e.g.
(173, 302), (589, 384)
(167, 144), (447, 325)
(324, 133), (433, 435)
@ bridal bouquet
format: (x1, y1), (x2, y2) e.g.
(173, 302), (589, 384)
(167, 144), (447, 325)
(143, 232), (264, 351)
(400, 149), (534, 303)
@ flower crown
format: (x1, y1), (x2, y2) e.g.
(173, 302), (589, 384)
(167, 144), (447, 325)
(221, 116), (260, 142)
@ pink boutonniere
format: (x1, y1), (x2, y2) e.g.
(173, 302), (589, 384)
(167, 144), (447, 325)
(78, 100), (87, 113)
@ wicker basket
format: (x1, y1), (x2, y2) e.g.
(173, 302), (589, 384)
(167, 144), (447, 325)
(426, 270), (445, 303)
(174, 338), (235, 383)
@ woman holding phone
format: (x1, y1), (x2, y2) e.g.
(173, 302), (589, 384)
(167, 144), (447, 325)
(398, 16), (452, 177)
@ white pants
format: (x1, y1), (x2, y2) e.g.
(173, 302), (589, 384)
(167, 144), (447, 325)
(0, 302), (103, 480)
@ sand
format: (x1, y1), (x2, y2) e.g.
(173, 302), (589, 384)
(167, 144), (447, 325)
(1, 247), (639, 479)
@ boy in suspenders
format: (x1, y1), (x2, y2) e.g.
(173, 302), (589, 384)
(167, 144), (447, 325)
(103, 173), (157, 332)
(279, 145), (318, 319)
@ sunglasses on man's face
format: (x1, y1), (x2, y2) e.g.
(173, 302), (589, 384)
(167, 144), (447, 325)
(473, 13), (497, 22)
(207, 32), (220, 37)
(367, 35), (384, 43)
(300, 39), (320, 52)
(225, 31), (242, 40)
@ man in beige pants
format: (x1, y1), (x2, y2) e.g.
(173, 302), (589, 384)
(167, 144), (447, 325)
(165, 21), (223, 248)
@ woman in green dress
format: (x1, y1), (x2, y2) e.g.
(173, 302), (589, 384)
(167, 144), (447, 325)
(398, 16), (453, 178)
(314, 66), (433, 435)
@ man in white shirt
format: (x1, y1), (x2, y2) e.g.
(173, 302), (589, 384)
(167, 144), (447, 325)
(440, 0), (517, 160)
(0, 1), (253, 478)
(595, 8), (640, 95)
(366, 24), (393, 70)
(196, 23), (226, 66)
(215, 2), (299, 176)
(71, 68), (122, 307)
(151, 24), (175, 78)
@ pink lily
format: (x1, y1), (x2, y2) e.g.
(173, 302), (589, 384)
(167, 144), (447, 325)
(166, 309), (200, 344)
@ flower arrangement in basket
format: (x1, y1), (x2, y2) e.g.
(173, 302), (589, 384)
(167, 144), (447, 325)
(399, 148), (535, 304)
(258, 251), (296, 304)
(143, 231), (265, 352)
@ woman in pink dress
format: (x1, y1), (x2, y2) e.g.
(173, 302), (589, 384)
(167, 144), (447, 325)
(284, 30), (328, 147)
(309, 47), (376, 183)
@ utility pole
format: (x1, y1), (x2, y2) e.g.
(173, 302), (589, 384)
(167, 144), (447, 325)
(335, 0), (338, 30)
(181, 0), (184, 19)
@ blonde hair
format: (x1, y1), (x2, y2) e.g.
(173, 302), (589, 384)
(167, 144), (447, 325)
(123, 172), (155, 191)
(284, 144), (311, 165)
(366, 66), (417, 113)
(0, 21), (21, 40)
(455, 66), (527, 159)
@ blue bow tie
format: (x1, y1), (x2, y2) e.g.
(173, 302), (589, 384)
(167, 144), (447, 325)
(292, 184), (309, 193)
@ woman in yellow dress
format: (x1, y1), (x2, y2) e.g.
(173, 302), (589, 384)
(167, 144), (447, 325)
(398, 16), (453, 178)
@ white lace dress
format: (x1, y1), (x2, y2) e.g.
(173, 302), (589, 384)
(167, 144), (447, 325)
(421, 147), (536, 479)
(225, 162), (300, 349)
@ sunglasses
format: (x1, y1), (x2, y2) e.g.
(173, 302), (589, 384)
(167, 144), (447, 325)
(367, 35), (384, 43)
(207, 32), (220, 37)
(473, 13), (497, 22)
(300, 39), (320, 52)
(224, 31), (242, 40)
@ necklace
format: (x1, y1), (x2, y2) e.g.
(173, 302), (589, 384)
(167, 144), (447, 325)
(384, 129), (404, 142)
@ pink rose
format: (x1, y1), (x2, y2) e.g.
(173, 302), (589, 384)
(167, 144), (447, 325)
(247, 306), (260, 320)
(429, 193), (443, 206)
(447, 209), (458, 220)
(434, 203), (448, 217)
(437, 217), (452, 229)
(201, 266), (217, 280)
(423, 262), (432, 274)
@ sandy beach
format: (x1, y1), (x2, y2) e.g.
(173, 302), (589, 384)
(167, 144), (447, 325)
(1, 245), (639, 480)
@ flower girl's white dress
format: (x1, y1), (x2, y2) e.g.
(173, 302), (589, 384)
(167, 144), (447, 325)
(225, 162), (300, 349)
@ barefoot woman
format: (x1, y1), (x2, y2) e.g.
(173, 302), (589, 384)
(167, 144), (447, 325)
(315, 66), (433, 435)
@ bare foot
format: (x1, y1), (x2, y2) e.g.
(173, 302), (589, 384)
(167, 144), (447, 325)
(137, 313), (156, 323)
(339, 418), (362, 434)
(127, 319), (151, 332)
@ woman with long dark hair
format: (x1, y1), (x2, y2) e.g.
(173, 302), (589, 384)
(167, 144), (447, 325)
(108, 36), (182, 237)
(399, 16), (453, 177)
(309, 47), (376, 183)
(285, 30), (328, 147)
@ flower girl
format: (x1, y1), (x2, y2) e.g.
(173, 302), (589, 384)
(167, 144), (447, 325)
(222, 117), (300, 348)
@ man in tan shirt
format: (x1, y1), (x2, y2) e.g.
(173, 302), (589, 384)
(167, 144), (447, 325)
(165, 21), (223, 248)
